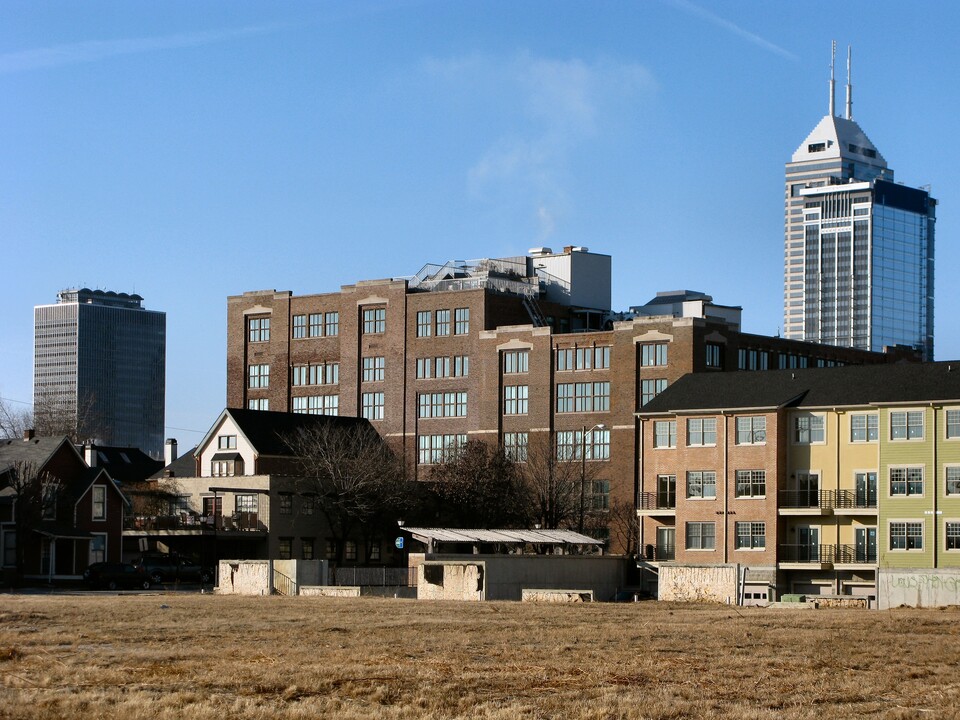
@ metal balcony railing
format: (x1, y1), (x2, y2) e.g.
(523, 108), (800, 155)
(637, 492), (676, 511)
(778, 543), (836, 563)
(778, 490), (835, 509)
(834, 490), (878, 510)
(835, 543), (877, 564)
(642, 543), (675, 561)
(333, 567), (418, 587)
(124, 512), (265, 532)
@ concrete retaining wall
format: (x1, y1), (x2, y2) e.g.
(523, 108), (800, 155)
(216, 560), (272, 595)
(522, 589), (593, 602)
(879, 568), (960, 609)
(301, 585), (361, 597)
(418, 563), (483, 601)
(658, 565), (738, 603)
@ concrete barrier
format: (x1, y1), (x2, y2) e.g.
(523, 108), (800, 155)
(300, 586), (361, 597)
(521, 589), (593, 602)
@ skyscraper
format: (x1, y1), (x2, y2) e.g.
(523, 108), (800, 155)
(34, 289), (166, 456)
(783, 44), (935, 360)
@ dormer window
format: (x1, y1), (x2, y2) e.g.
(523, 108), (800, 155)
(217, 435), (237, 450)
(808, 142), (826, 153)
(211, 455), (243, 477)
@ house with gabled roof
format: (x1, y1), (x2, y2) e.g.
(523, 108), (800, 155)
(637, 361), (960, 608)
(0, 432), (129, 584)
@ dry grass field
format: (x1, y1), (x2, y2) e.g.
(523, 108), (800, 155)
(1, 594), (959, 720)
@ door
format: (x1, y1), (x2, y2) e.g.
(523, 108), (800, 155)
(796, 526), (819, 562)
(855, 527), (877, 563)
(657, 475), (676, 509)
(656, 527), (675, 560)
(855, 472), (878, 508)
(797, 472), (819, 507)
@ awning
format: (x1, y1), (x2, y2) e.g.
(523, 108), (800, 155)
(403, 527), (602, 546)
(35, 526), (94, 541)
(211, 452), (243, 461)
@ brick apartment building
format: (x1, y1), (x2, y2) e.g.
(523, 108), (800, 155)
(225, 247), (915, 551)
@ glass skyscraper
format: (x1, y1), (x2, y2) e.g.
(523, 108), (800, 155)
(34, 289), (166, 456)
(783, 46), (935, 360)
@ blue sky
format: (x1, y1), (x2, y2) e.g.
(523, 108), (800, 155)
(2, 0), (958, 446)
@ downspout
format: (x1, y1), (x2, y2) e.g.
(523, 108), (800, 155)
(723, 413), (730, 564)
(932, 405), (939, 569)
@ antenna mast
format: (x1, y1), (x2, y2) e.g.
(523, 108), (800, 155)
(845, 45), (853, 120)
(829, 40), (837, 117)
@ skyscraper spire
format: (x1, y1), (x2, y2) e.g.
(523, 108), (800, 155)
(845, 45), (853, 120)
(829, 40), (836, 117)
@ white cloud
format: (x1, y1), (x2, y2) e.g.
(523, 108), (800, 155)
(663, 0), (799, 61)
(0, 24), (284, 74)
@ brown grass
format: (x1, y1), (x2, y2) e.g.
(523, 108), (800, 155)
(1, 594), (959, 719)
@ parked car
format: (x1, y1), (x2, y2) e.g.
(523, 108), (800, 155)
(133, 554), (213, 584)
(84, 562), (152, 590)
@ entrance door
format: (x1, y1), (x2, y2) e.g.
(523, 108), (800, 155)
(796, 526), (819, 562)
(855, 472), (878, 507)
(656, 527), (675, 561)
(797, 472), (819, 507)
(855, 527), (877, 563)
(657, 475), (676, 509)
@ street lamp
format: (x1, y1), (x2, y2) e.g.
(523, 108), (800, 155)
(579, 423), (606, 534)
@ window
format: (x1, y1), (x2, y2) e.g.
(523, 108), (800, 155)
(436, 309), (451, 336)
(686, 522), (716, 550)
(555, 382), (610, 413)
(793, 415), (825, 444)
(292, 395), (339, 415)
(302, 495), (314, 515)
(248, 317), (270, 342)
(705, 343), (723, 368)
(503, 350), (529, 374)
(417, 434), (467, 464)
(851, 414), (879, 442)
(640, 343), (667, 366)
(418, 392), (467, 418)
(248, 398), (269, 411)
(279, 493), (293, 515)
(890, 521), (923, 550)
(325, 312), (339, 336)
(2, 530), (16, 567)
(686, 471), (717, 499)
(293, 363), (339, 386)
(735, 521), (766, 550)
(653, 421), (676, 449)
(416, 311), (432, 337)
(640, 379), (667, 406)
(890, 411), (924, 440)
(362, 356), (385, 382)
(947, 523), (960, 551)
(504, 385), (528, 415)
(947, 410), (960, 439)
(503, 432), (528, 462)
(556, 348), (572, 371)
(325, 540), (336, 559)
(947, 467), (960, 496)
(292, 315), (306, 339)
(361, 392), (384, 421)
(235, 494), (257, 513)
(211, 460), (238, 477)
(278, 538), (292, 560)
(890, 467), (923, 496)
(92, 485), (106, 520)
(590, 480), (610, 511)
(248, 364), (269, 389)
(302, 538), (315, 560)
(416, 358), (432, 379)
(735, 470), (766, 498)
(556, 429), (610, 461)
(309, 313), (323, 337)
(344, 541), (358, 562)
(687, 418), (717, 446)
(557, 346), (610, 371)
(217, 435), (237, 450)
(89, 534), (106, 564)
(736, 416), (766, 445)
(369, 542), (381, 561)
(362, 307), (385, 334)
(203, 496), (223, 518)
(453, 356), (469, 377)
(454, 308), (469, 334)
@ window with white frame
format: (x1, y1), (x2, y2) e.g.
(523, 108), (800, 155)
(947, 410), (960, 440)
(890, 521), (923, 550)
(503, 432), (528, 462)
(947, 467), (960, 496)
(416, 311), (432, 337)
(793, 414), (825, 444)
(687, 418), (717, 446)
(640, 343), (668, 366)
(850, 414), (879, 442)
(686, 522), (716, 550)
(735, 521), (765, 550)
(362, 307), (385, 334)
(89, 534), (106, 564)
(292, 314), (307, 339)
(92, 485), (106, 520)
(436, 309), (451, 336)
(361, 392), (384, 420)
(555, 429), (610, 461)
(735, 470), (766, 498)
(217, 435), (237, 449)
(248, 398), (269, 411)
(503, 350), (529, 374)
(686, 471), (717, 499)
(235, 494), (257, 513)
(454, 308), (469, 334)
(211, 460), (238, 477)
(503, 385), (528, 415)
(640, 379), (667, 406)
(653, 421), (676, 449)
(362, 356), (385, 382)
(890, 467), (923, 496)
(736, 416), (766, 445)
(248, 364), (269, 388)
(890, 410), (924, 440)
(248, 317), (270, 342)
(417, 434), (467, 464)
(947, 522), (960, 550)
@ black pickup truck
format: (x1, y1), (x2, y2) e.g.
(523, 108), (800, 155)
(133, 553), (213, 584)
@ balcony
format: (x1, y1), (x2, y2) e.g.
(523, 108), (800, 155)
(778, 543), (835, 569)
(124, 512), (266, 534)
(636, 492), (676, 517)
(778, 490), (834, 516)
(642, 543), (675, 561)
(833, 490), (878, 515)
(834, 543), (877, 565)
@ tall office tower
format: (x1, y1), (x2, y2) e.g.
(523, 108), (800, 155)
(34, 289), (166, 456)
(783, 43), (935, 360)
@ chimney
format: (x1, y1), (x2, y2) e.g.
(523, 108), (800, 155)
(23, 429), (35, 441)
(84, 443), (96, 467)
(165, 438), (178, 467)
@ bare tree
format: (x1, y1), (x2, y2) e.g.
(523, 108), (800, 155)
(285, 422), (405, 564)
(429, 440), (532, 528)
(32, 392), (107, 444)
(520, 433), (583, 530)
(0, 398), (31, 440)
(1, 461), (63, 584)
(607, 498), (641, 556)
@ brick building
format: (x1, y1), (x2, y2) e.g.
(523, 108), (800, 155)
(226, 247), (915, 551)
